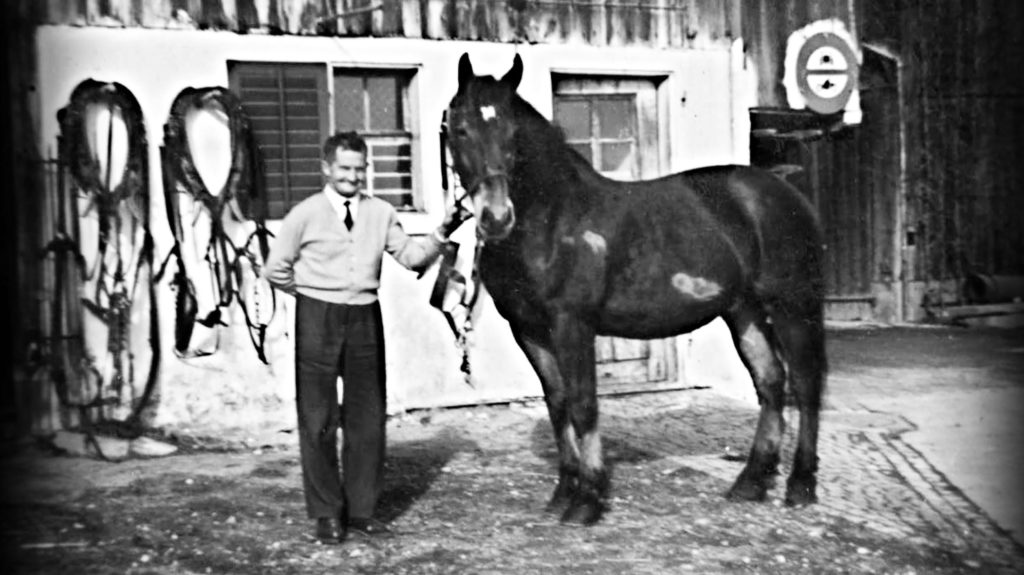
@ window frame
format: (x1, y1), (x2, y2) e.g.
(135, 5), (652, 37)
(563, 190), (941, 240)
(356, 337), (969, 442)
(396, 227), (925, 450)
(552, 74), (668, 181)
(332, 66), (420, 211)
(227, 61), (422, 219)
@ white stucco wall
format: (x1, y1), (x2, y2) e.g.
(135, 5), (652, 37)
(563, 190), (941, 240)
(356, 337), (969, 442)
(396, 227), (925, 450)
(35, 26), (754, 434)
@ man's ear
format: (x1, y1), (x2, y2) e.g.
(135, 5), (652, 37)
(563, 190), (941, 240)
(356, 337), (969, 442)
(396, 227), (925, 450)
(501, 53), (523, 90)
(458, 52), (474, 88)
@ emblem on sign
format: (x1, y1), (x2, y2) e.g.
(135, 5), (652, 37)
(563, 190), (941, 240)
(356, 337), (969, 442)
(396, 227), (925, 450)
(782, 19), (862, 123)
(797, 33), (858, 114)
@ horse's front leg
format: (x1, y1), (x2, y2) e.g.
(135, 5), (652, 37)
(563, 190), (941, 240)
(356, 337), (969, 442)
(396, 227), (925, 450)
(551, 311), (607, 525)
(512, 332), (579, 513)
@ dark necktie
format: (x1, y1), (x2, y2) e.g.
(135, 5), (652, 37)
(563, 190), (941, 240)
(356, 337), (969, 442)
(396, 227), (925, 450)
(343, 200), (354, 231)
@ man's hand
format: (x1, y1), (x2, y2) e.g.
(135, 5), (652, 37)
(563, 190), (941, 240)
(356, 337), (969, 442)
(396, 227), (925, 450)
(438, 201), (473, 239)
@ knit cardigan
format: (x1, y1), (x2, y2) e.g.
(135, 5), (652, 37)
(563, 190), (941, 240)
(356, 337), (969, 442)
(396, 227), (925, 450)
(264, 191), (443, 305)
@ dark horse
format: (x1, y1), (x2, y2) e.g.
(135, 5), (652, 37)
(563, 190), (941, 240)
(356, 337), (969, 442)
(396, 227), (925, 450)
(446, 53), (827, 525)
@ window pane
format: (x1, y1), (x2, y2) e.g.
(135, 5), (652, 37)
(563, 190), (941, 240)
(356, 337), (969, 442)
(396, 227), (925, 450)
(568, 143), (592, 164)
(373, 158), (413, 173)
(595, 98), (633, 139)
(600, 142), (634, 174)
(367, 75), (401, 131)
(334, 74), (364, 130)
(368, 137), (413, 208)
(373, 175), (413, 189)
(372, 142), (411, 156)
(554, 100), (591, 140)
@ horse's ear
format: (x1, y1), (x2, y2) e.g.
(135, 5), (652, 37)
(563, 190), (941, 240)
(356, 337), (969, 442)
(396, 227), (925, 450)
(458, 53), (474, 88)
(502, 53), (524, 90)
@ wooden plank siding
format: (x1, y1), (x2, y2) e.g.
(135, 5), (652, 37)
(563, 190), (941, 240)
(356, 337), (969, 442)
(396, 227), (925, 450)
(3, 7), (46, 437)
(28, 0), (741, 49)
(875, 1), (1024, 290)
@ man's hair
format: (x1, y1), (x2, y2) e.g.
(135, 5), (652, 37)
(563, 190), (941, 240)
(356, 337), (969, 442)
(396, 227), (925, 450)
(323, 131), (367, 160)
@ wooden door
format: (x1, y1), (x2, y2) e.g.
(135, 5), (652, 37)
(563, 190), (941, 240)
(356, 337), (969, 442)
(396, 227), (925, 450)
(749, 49), (902, 322)
(553, 77), (678, 394)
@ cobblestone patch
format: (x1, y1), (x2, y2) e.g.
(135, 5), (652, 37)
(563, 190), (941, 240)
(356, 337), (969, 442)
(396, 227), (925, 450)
(401, 389), (1024, 568)
(665, 404), (1024, 567)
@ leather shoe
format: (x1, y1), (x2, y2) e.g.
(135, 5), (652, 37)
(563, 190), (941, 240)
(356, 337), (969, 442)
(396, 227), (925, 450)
(347, 517), (393, 538)
(314, 517), (346, 544)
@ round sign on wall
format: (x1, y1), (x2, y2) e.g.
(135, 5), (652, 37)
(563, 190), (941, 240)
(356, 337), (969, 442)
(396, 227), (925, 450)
(782, 19), (861, 122)
(796, 32), (859, 115)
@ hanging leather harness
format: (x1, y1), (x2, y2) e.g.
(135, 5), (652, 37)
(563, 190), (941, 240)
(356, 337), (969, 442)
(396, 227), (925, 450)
(55, 79), (161, 445)
(159, 86), (276, 364)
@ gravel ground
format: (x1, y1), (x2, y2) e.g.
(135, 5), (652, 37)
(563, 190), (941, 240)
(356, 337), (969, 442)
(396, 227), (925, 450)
(3, 325), (1024, 574)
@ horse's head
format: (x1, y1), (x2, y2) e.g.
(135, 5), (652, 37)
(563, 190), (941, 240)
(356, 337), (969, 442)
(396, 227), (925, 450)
(447, 52), (523, 241)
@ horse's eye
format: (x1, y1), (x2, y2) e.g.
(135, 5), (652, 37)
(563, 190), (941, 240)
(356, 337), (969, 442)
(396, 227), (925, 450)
(453, 127), (469, 139)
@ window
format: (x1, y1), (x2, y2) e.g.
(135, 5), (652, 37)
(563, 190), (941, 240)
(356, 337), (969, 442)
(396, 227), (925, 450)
(229, 62), (417, 219)
(334, 69), (415, 209)
(554, 95), (638, 180)
(552, 75), (666, 181)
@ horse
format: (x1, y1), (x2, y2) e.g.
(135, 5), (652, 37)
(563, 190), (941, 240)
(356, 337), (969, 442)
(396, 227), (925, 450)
(445, 52), (827, 525)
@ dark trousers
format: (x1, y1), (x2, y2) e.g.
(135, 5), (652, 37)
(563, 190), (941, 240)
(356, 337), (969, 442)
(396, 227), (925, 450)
(294, 294), (386, 520)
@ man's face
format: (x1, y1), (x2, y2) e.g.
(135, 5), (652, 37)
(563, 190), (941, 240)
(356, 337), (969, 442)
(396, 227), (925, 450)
(322, 148), (367, 198)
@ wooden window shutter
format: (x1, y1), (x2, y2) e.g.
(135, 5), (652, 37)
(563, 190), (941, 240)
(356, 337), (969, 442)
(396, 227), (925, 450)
(229, 63), (328, 219)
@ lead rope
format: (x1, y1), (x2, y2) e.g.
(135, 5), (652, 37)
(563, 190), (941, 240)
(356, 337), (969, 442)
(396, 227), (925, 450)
(455, 235), (483, 387)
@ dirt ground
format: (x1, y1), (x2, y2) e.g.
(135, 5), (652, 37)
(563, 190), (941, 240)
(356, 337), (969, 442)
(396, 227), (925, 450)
(3, 324), (1024, 574)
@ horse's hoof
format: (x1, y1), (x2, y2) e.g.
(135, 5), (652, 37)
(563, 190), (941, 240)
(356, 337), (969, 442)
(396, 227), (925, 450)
(545, 476), (576, 513)
(545, 493), (573, 514)
(784, 477), (817, 506)
(725, 479), (768, 502)
(560, 498), (603, 526)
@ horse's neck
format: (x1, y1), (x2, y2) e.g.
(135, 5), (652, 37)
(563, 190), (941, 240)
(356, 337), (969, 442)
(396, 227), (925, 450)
(511, 107), (591, 212)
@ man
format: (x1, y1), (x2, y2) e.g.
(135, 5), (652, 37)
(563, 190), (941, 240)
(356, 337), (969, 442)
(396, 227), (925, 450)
(264, 131), (468, 544)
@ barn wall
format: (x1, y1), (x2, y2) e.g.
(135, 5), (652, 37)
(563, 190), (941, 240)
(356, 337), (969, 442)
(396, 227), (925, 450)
(28, 26), (742, 433)
(868, 0), (1024, 317)
(4, 7), (46, 438)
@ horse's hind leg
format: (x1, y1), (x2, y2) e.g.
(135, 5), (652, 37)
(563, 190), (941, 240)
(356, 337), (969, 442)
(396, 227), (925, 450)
(513, 332), (580, 513)
(724, 302), (787, 502)
(773, 312), (826, 506)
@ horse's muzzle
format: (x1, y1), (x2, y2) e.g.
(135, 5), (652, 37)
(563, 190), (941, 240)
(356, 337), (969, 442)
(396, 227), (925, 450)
(478, 205), (516, 240)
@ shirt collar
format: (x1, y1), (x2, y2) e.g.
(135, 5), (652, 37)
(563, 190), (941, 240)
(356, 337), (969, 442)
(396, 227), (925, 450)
(324, 185), (363, 227)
